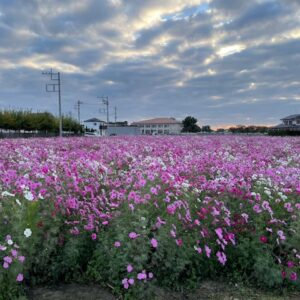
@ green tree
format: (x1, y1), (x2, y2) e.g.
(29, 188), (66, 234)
(202, 125), (212, 132)
(182, 116), (201, 133)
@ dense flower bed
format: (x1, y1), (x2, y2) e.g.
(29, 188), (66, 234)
(0, 136), (299, 299)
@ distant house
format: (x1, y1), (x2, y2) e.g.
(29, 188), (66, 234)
(132, 117), (183, 135)
(83, 118), (106, 136)
(272, 114), (300, 131)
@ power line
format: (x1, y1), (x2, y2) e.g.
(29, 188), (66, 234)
(42, 69), (63, 137)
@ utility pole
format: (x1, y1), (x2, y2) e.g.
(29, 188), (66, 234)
(98, 96), (109, 135)
(74, 100), (83, 123)
(42, 69), (63, 137)
(114, 106), (117, 125)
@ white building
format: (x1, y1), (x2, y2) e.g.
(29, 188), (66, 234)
(83, 118), (106, 136)
(132, 117), (183, 135)
(107, 126), (140, 136)
(272, 114), (300, 132)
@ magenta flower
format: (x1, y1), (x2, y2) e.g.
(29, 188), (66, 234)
(176, 239), (183, 247)
(167, 204), (176, 215)
(260, 236), (268, 243)
(287, 261), (294, 268)
(3, 262), (9, 269)
(91, 233), (97, 240)
(290, 272), (297, 281)
(128, 278), (134, 285)
(151, 238), (158, 248)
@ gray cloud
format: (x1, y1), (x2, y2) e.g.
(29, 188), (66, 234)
(0, 0), (299, 127)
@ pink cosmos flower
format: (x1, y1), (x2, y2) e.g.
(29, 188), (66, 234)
(226, 233), (236, 245)
(0, 245), (7, 251)
(137, 272), (147, 280)
(151, 238), (158, 248)
(4, 256), (12, 264)
(253, 204), (262, 213)
(205, 245), (211, 258)
(170, 230), (176, 238)
(91, 233), (97, 240)
(129, 232), (139, 239)
(3, 262), (9, 269)
(167, 204), (176, 215)
(66, 197), (77, 209)
(217, 251), (227, 266)
(18, 256), (25, 263)
(215, 228), (223, 240)
(127, 264), (133, 273)
(196, 247), (202, 254)
(148, 272), (153, 279)
(277, 230), (286, 241)
(16, 273), (24, 282)
(128, 278), (134, 285)
(122, 278), (129, 289)
(114, 241), (121, 247)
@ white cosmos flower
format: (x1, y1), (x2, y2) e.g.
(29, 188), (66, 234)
(24, 228), (32, 238)
(1, 191), (15, 197)
(24, 190), (34, 201)
(7, 239), (13, 245)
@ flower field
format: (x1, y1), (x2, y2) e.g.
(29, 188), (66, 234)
(0, 136), (300, 299)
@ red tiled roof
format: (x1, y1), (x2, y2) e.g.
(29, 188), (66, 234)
(132, 118), (181, 125)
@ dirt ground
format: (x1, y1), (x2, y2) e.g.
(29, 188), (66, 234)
(28, 281), (300, 300)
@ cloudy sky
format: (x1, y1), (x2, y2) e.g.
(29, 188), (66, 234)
(0, 0), (299, 128)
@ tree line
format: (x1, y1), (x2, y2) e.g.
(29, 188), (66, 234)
(0, 110), (83, 134)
